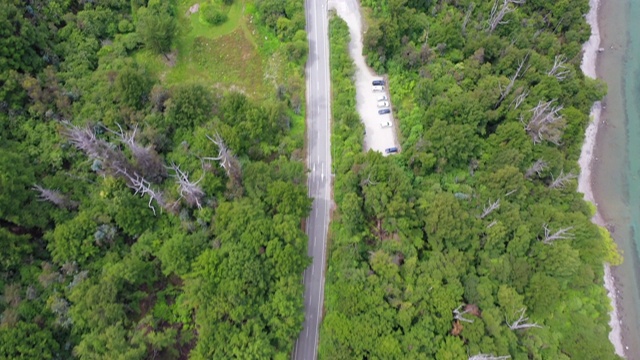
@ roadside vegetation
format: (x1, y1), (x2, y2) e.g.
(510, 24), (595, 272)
(0, 0), (310, 358)
(320, 1), (622, 359)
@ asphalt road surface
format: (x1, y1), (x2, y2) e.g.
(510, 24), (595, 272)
(292, 0), (331, 359)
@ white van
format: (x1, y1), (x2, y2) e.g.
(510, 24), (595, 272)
(372, 85), (385, 92)
(377, 94), (388, 101)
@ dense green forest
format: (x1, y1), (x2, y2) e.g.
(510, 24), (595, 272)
(320, 0), (622, 359)
(0, 0), (311, 358)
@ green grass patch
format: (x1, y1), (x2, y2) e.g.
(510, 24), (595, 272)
(243, 3), (280, 57)
(180, 0), (243, 39)
(134, 0), (305, 105)
(168, 28), (267, 97)
(135, 0), (272, 98)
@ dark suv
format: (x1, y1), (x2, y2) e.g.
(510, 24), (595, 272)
(372, 79), (385, 86)
(385, 147), (398, 154)
(378, 108), (391, 115)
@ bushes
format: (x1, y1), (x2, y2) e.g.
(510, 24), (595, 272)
(328, 15), (364, 171)
(320, 1), (620, 359)
(200, 2), (228, 26)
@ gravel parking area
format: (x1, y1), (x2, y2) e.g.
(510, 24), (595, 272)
(328, 0), (399, 155)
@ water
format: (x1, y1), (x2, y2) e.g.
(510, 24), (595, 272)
(593, 0), (640, 357)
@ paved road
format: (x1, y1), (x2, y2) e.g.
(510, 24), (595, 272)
(292, 0), (331, 359)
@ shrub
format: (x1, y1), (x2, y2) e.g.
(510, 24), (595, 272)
(201, 2), (228, 26)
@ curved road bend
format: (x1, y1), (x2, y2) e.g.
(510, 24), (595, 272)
(293, 0), (331, 359)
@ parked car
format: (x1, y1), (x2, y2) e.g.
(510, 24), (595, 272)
(385, 147), (399, 154)
(372, 85), (385, 92)
(380, 121), (392, 128)
(372, 79), (385, 86)
(378, 108), (391, 115)
(377, 94), (388, 101)
(377, 101), (389, 108)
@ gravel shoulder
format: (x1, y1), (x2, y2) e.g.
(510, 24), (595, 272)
(328, 0), (399, 154)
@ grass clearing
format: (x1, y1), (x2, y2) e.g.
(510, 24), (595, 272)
(167, 28), (267, 97)
(133, 0), (306, 144)
(137, 0), (277, 99)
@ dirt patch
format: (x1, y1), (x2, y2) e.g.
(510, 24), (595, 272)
(163, 50), (178, 67)
(187, 3), (200, 15)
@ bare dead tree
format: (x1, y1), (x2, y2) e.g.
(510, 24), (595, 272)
(486, 0), (525, 33)
(61, 122), (131, 174)
(487, 220), (498, 229)
(115, 167), (165, 215)
(504, 189), (518, 197)
(548, 170), (577, 189)
(469, 355), (511, 360)
(462, 3), (476, 36)
(496, 54), (529, 109)
(62, 123), (109, 161)
(169, 162), (205, 209)
(510, 89), (529, 109)
(106, 123), (166, 182)
(547, 55), (570, 81)
(202, 133), (242, 182)
(361, 173), (378, 187)
(479, 199), (500, 219)
(506, 308), (542, 330)
(541, 223), (574, 244)
(32, 185), (78, 210)
(453, 305), (474, 323)
(525, 159), (547, 179)
(522, 99), (565, 145)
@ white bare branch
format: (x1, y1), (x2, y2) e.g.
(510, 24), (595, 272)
(202, 133), (242, 181)
(469, 354), (511, 360)
(496, 54), (529, 108)
(541, 223), (575, 244)
(487, 220), (498, 229)
(548, 170), (577, 189)
(522, 99), (565, 145)
(361, 173), (378, 187)
(462, 3), (475, 36)
(511, 89), (529, 109)
(114, 167), (165, 215)
(32, 185), (78, 209)
(506, 308), (542, 330)
(106, 123), (166, 181)
(486, 0), (526, 33)
(547, 55), (571, 81)
(169, 162), (205, 209)
(525, 159), (547, 179)
(453, 305), (475, 323)
(479, 199), (500, 219)
(61, 121), (131, 174)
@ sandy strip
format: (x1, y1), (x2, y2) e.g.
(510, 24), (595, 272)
(327, 0), (399, 154)
(577, 0), (626, 357)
